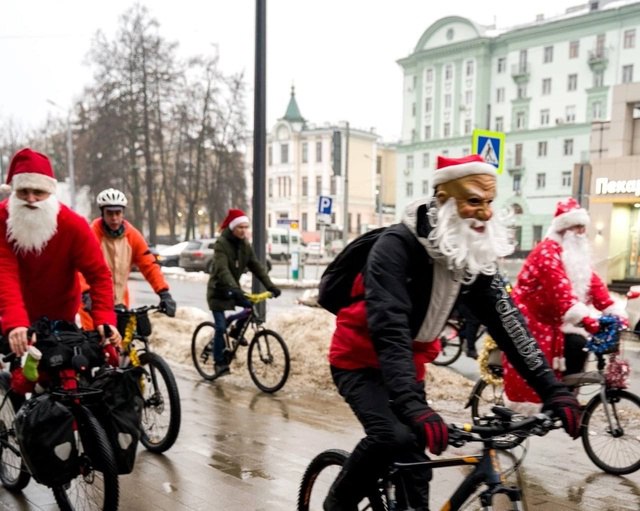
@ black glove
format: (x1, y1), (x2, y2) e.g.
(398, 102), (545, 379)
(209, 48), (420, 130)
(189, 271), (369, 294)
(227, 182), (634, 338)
(228, 288), (252, 308)
(158, 290), (177, 317)
(411, 407), (449, 456)
(81, 291), (92, 312)
(542, 389), (581, 439)
(268, 286), (282, 298)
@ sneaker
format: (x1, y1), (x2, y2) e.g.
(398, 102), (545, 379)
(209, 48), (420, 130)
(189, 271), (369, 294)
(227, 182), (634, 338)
(214, 363), (230, 377)
(466, 349), (478, 360)
(236, 337), (248, 347)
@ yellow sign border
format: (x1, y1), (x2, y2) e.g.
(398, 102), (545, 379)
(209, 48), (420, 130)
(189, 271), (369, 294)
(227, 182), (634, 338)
(472, 129), (505, 175)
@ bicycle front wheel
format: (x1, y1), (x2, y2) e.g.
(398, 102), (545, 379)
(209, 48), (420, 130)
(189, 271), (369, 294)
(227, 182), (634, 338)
(432, 322), (463, 366)
(581, 389), (640, 475)
(191, 321), (217, 380)
(0, 381), (30, 492)
(52, 406), (119, 511)
(247, 330), (290, 393)
(138, 352), (182, 453)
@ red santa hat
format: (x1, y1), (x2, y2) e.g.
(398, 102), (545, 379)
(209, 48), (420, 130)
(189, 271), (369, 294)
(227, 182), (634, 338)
(220, 208), (249, 231)
(432, 154), (496, 187)
(2, 148), (57, 194)
(550, 197), (590, 233)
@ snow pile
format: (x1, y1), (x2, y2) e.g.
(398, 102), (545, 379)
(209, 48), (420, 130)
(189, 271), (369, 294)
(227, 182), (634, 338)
(148, 306), (474, 410)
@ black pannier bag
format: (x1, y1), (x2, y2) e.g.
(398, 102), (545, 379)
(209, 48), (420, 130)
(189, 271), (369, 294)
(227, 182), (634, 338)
(89, 366), (145, 474)
(14, 394), (79, 486)
(115, 308), (152, 338)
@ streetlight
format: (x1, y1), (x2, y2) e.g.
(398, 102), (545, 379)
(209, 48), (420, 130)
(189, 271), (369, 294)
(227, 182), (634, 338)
(46, 99), (76, 210)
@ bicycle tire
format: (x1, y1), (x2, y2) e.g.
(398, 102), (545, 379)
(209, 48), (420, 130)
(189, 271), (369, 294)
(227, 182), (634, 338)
(191, 321), (217, 380)
(468, 379), (525, 450)
(0, 383), (30, 492)
(247, 329), (290, 393)
(52, 405), (119, 511)
(432, 321), (463, 366)
(581, 388), (640, 475)
(138, 352), (182, 453)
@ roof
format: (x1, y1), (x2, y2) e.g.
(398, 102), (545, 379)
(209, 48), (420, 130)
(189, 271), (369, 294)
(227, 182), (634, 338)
(282, 86), (305, 123)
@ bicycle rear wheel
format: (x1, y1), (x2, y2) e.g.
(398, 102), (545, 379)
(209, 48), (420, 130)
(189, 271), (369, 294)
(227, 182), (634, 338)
(297, 449), (385, 511)
(247, 329), (290, 393)
(138, 352), (182, 453)
(432, 322), (463, 366)
(0, 380), (30, 492)
(191, 321), (217, 380)
(52, 406), (119, 511)
(581, 389), (640, 475)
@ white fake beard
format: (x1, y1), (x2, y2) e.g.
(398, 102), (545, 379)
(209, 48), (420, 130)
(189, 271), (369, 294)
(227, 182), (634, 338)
(7, 193), (60, 254)
(427, 198), (514, 283)
(561, 231), (592, 303)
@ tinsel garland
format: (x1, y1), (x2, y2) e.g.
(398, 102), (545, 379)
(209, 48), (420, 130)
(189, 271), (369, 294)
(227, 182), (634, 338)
(585, 314), (621, 354)
(478, 335), (503, 386)
(605, 354), (630, 389)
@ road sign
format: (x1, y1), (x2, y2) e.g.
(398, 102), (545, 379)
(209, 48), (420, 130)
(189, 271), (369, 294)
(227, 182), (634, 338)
(276, 219), (299, 229)
(318, 195), (333, 215)
(472, 129), (505, 175)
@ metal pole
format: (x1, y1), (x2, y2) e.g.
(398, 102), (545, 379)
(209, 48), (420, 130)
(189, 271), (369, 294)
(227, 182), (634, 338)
(342, 122), (350, 246)
(66, 113), (76, 210)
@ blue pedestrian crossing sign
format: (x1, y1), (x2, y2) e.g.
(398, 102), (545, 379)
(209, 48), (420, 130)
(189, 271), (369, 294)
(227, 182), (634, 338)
(318, 195), (333, 215)
(472, 129), (505, 175)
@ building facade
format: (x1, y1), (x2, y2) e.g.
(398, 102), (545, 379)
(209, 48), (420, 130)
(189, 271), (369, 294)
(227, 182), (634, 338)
(397, 0), (640, 251)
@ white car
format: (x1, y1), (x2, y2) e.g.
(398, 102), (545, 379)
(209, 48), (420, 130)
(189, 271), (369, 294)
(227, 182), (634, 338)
(303, 242), (324, 260)
(156, 241), (189, 267)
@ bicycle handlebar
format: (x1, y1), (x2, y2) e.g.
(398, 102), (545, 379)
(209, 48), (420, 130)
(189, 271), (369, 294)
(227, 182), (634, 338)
(115, 304), (161, 315)
(245, 291), (273, 304)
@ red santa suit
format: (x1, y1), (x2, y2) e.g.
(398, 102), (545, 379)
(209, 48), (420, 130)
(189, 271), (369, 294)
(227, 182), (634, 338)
(503, 198), (619, 404)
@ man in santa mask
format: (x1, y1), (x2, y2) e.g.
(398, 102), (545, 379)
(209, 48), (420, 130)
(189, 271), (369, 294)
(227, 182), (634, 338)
(503, 197), (626, 406)
(323, 155), (580, 511)
(0, 148), (120, 357)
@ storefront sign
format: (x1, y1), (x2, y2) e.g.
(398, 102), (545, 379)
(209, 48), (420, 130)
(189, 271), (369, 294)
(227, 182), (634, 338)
(594, 177), (640, 196)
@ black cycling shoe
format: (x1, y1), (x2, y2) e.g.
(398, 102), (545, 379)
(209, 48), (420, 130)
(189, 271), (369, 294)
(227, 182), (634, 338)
(214, 363), (230, 377)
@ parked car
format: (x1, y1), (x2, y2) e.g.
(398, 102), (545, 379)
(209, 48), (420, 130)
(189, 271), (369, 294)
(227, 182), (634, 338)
(156, 241), (189, 267)
(179, 238), (216, 272)
(302, 241), (324, 260)
(267, 227), (302, 261)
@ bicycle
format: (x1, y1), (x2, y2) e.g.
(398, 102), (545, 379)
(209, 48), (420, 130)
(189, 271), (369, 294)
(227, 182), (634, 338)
(0, 324), (119, 511)
(298, 406), (559, 511)
(433, 314), (488, 366)
(116, 304), (181, 453)
(466, 315), (640, 474)
(191, 291), (290, 393)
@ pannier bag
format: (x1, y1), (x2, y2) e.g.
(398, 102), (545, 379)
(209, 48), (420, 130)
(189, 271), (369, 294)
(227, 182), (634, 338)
(89, 366), (145, 474)
(115, 308), (152, 338)
(14, 394), (79, 486)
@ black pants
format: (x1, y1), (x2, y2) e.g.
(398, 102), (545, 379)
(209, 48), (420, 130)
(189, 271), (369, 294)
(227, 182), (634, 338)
(564, 334), (588, 376)
(329, 367), (432, 510)
(457, 303), (481, 353)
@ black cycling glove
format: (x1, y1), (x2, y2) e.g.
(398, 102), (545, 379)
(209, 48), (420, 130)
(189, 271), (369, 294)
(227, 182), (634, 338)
(81, 291), (92, 312)
(158, 290), (177, 317)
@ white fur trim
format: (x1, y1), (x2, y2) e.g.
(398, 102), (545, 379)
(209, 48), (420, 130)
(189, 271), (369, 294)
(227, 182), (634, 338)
(432, 161), (496, 187)
(563, 301), (591, 325)
(561, 323), (590, 337)
(229, 215), (249, 231)
(603, 304), (628, 319)
(551, 208), (590, 233)
(12, 173), (56, 194)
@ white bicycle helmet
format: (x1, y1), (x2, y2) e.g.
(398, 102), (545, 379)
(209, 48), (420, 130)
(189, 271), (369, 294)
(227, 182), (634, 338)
(96, 188), (128, 208)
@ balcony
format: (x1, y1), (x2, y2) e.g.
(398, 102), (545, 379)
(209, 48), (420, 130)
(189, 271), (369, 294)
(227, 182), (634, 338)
(507, 157), (525, 174)
(511, 62), (530, 83)
(588, 48), (608, 71)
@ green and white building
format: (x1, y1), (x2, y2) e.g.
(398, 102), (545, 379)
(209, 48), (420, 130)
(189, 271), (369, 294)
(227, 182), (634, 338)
(397, 0), (640, 251)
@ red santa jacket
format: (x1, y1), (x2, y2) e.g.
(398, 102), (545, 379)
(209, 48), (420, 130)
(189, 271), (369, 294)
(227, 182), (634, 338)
(0, 199), (116, 333)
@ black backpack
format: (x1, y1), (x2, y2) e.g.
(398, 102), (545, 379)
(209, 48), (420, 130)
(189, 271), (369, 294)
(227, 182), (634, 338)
(318, 227), (386, 315)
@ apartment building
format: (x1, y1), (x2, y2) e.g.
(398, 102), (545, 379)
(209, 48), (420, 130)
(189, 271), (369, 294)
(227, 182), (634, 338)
(397, 0), (640, 250)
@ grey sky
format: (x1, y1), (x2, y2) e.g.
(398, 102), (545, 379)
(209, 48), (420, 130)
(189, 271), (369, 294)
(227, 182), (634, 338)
(0, 0), (583, 142)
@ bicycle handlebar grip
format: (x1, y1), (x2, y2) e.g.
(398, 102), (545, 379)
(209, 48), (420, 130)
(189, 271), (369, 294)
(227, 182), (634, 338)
(103, 324), (113, 338)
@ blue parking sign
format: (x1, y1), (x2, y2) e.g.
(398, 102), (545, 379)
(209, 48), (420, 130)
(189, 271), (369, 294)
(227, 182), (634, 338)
(318, 195), (333, 215)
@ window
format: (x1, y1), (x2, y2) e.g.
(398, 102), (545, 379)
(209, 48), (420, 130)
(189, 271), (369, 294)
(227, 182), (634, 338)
(464, 119), (472, 134)
(268, 145), (273, 166)
(466, 60), (474, 76)
(593, 70), (604, 88)
(441, 149), (449, 156)
(406, 182), (413, 197)
(567, 74), (577, 91)
(566, 105), (576, 123)
(562, 171), (572, 187)
(515, 143), (523, 166)
(495, 116), (504, 131)
(316, 141), (322, 162)
(513, 174), (521, 193)
(412, 102), (416, 117)
(563, 138), (574, 156)
(443, 123), (451, 137)
(569, 40), (579, 58)
(445, 64), (453, 80)
(426, 68), (434, 83)
(536, 173), (546, 189)
(302, 142), (308, 163)
(316, 175), (322, 194)
(592, 100), (602, 119)
(538, 141), (548, 157)
(425, 98), (432, 113)
(624, 29), (636, 49)
(422, 180), (430, 195)
(422, 152), (430, 168)
(596, 34), (606, 55)
(543, 46), (554, 63)
(516, 111), (526, 130)
(302, 177), (308, 196)
(424, 125), (432, 140)
(280, 143), (289, 164)
(542, 78), (551, 95)
(444, 94), (452, 108)
(533, 225), (543, 245)
(623, 65), (634, 84)
(407, 155), (414, 169)
(497, 57), (506, 73)
(302, 213), (308, 231)
(517, 84), (527, 99)
(540, 109), (550, 125)
(496, 87), (505, 103)
(465, 90), (472, 105)
(268, 178), (273, 198)
(330, 176), (337, 195)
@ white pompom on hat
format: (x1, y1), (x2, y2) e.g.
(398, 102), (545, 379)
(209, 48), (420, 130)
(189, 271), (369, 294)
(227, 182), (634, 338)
(5, 148), (57, 194)
(550, 197), (590, 233)
(432, 154), (496, 187)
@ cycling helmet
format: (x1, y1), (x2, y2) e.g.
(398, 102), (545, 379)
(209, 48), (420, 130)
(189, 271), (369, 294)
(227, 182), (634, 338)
(96, 188), (128, 208)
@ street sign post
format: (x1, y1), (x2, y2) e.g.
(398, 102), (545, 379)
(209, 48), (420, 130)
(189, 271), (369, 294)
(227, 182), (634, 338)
(275, 219), (300, 279)
(472, 129), (505, 175)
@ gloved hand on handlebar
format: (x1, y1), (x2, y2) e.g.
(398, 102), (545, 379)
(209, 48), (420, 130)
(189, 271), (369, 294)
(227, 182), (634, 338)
(228, 288), (252, 308)
(582, 316), (600, 335)
(158, 290), (176, 317)
(411, 406), (449, 456)
(542, 388), (581, 439)
(81, 291), (92, 312)
(268, 286), (282, 298)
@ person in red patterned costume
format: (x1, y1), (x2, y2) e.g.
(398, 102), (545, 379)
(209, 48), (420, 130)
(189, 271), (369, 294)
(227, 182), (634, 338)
(503, 197), (627, 406)
(0, 148), (120, 357)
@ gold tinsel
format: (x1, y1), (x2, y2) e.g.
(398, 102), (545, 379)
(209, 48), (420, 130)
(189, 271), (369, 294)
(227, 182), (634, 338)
(478, 335), (504, 387)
